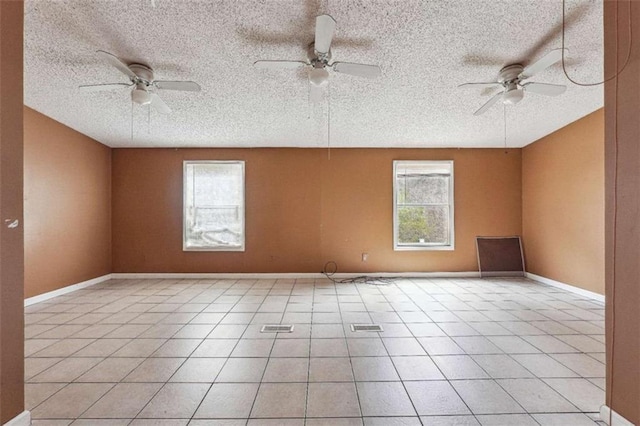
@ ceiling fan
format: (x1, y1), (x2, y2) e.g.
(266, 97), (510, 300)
(459, 49), (568, 116)
(254, 15), (382, 102)
(79, 50), (201, 113)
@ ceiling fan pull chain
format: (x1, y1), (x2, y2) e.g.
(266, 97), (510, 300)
(131, 99), (134, 142)
(503, 104), (507, 152)
(308, 82), (311, 120)
(327, 81), (331, 161)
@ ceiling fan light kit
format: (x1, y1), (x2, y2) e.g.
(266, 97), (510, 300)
(502, 89), (524, 105)
(131, 87), (152, 105)
(309, 67), (329, 86)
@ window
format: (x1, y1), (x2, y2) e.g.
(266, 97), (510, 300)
(183, 161), (245, 251)
(393, 160), (454, 250)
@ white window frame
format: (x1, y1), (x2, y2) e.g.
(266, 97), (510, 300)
(393, 160), (454, 251)
(183, 160), (245, 252)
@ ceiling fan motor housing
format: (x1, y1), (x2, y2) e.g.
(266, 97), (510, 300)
(129, 63), (154, 84)
(308, 42), (331, 65)
(498, 64), (525, 105)
(129, 64), (154, 105)
(497, 64), (523, 83)
(307, 43), (331, 86)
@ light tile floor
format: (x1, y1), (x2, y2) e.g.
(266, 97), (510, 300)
(24, 277), (607, 425)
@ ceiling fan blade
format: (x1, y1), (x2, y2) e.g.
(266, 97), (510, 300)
(522, 82), (567, 96)
(154, 81), (201, 92)
(315, 14), (337, 54)
(96, 50), (136, 80)
(458, 82), (501, 88)
(473, 91), (503, 116)
(254, 60), (308, 70)
(150, 93), (171, 114)
(520, 48), (567, 79)
(332, 62), (381, 79)
(79, 83), (132, 92)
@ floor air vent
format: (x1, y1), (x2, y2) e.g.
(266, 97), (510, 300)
(351, 324), (384, 332)
(261, 324), (294, 333)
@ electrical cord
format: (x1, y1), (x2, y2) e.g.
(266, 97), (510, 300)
(561, 2), (629, 420)
(607, 2), (623, 421)
(321, 260), (398, 285)
(561, 0), (632, 86)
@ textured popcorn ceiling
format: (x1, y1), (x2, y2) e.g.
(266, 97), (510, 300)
(24, 0), (603, 148)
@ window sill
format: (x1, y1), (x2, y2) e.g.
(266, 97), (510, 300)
(183, 246), (245, 252)
(394, 245), (454, 251)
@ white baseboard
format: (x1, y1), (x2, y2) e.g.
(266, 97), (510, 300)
(600, 405), (635, 426)
(3, 410), (31, 426)
(111, 272), (322, 280)
(19, 271), (483, 306)
(525, 272), (605, 302)
(110, 271), (481, 280)
(25, 271), (605, 307)
(24, 274), (113, 306)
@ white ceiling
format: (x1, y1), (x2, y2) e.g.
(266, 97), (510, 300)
(24, 0), (604, 148)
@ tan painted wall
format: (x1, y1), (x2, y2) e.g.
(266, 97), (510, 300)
(604, 0), (640, 423)
(0, 1), (25, 423)
(112, 148), (522, 273)
(24, 107), (112, 298)
(522, 109), (605, 294)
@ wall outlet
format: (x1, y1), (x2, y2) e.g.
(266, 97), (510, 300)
(362, 253), (368, 262)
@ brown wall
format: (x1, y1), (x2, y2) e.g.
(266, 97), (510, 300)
(522, 109), (605, 294)
(0, 1), (24, 422)
(24, 107), (112, 298)
(604, 0), (640, 423)
(112, 148), (522, 273)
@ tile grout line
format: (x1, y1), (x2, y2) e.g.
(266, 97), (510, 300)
(333, 278), (367, 420)
(302, 279), (315, 424)
(242, 277), (295, 424)
(353, 278), (424, 421)
(416, 279), (490, 422)
(395, 277), (487, 424)
(24, 277), (606, 424)
(24, 278), (173, 417)
(400, 278), (594, 422)
(69, 278), (217, 422)
(124, 278), (256, 422)
(143, 277), (237, 423)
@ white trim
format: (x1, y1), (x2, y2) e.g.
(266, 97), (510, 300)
(526, 272), (605, 302)
(111, 271), (481, 280)
(3, 410), (31, 426)
(24, 274), (112, 306)
(24, 271), (607, 305)
(600, 405), (635, 426)
(183, 160), (246, 252)
(392, 160), (455, 251)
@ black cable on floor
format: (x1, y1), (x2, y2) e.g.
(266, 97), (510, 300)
(321, 260), (398, 285)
